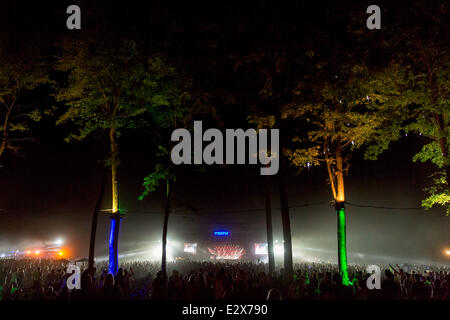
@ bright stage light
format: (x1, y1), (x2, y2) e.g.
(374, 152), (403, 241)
(167, 239), (181, 248)
(0, 253), (5, 258)
(35, 250), (40, 255)
(446, 250), (450, 255)
(26, 251), (31, 255)
(58, 251), (63, 256)
(274, 244), (284, 256)
(151, 243), (174, 262)
(54, 239), (64, 246)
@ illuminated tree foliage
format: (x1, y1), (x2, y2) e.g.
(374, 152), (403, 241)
(282, 60), (383, 285)
(238, 4), (384, 284)
(140, 159), (174, 275)
(365, 1), (449, 214)
(138, 90), (193, 274)
(0, 45), (51, 161)
(55, 36), (187, 273)
(367, 62), (449, 214)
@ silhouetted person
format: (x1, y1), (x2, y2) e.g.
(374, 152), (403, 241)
(151, 271), (166, 300)
(411, 274), (428, 300)
(167, 270), (184, 300)
(381, 270), (401, 300)
(99, 273), (123, 300)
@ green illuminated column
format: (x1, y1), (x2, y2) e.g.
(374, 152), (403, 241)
(336, 202), (351, 286)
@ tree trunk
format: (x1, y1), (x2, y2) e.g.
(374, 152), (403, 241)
(0, 138), (7, 159)
(88, 172), (107, 270)
(428, 65), (449, 186)
(0, 102), (14, 159)
(108, 127), (121, 275)
(108, 214), (121, 275)
(265, 175), (275, 275)
(161, 178), (172, 275)
(266, 39), (292, 281)
(433, 113), (449, 186)
(278, 153), (293, 283)
(335, 141), (350, 286)
(110, 127), (119, 214)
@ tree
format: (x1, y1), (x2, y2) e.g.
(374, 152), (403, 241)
(139, 161), (175, 274)
(55, 36), (184, 274)
(88, 172), (107, 270)
(366, 60), (449, 214)
(283, 59), (382, 286)
(365, 1), (449, 214)
(0, 46), (51, 162)
(138, 85), (193, 275)
(264, 173), (275, 275)
(236, 45), (296, 284)
(271, 2), (396, 285)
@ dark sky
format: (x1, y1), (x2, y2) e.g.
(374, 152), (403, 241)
(0, 0), (448, 264)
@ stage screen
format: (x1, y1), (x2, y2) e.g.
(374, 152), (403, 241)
(254, 243), (268, 255)
(184, 243), (197, 254)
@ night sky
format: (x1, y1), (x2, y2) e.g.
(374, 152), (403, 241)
(0, 0), (448, 264)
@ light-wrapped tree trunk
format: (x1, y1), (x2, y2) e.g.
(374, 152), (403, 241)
(108, 127), (121, 275)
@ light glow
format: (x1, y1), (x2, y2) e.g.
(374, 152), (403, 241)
(254, 243), (268, 255)
(274, 244), (284, 255)
(151, 243), (174, 262)
(337, 207), (351, 286)
(108, 216), (121, 275)
(208, 245), (245, 260)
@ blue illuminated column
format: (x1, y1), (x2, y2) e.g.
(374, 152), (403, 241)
(108, 214), (122, 275)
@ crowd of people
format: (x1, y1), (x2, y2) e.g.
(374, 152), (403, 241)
(0, 258), (449, 300)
